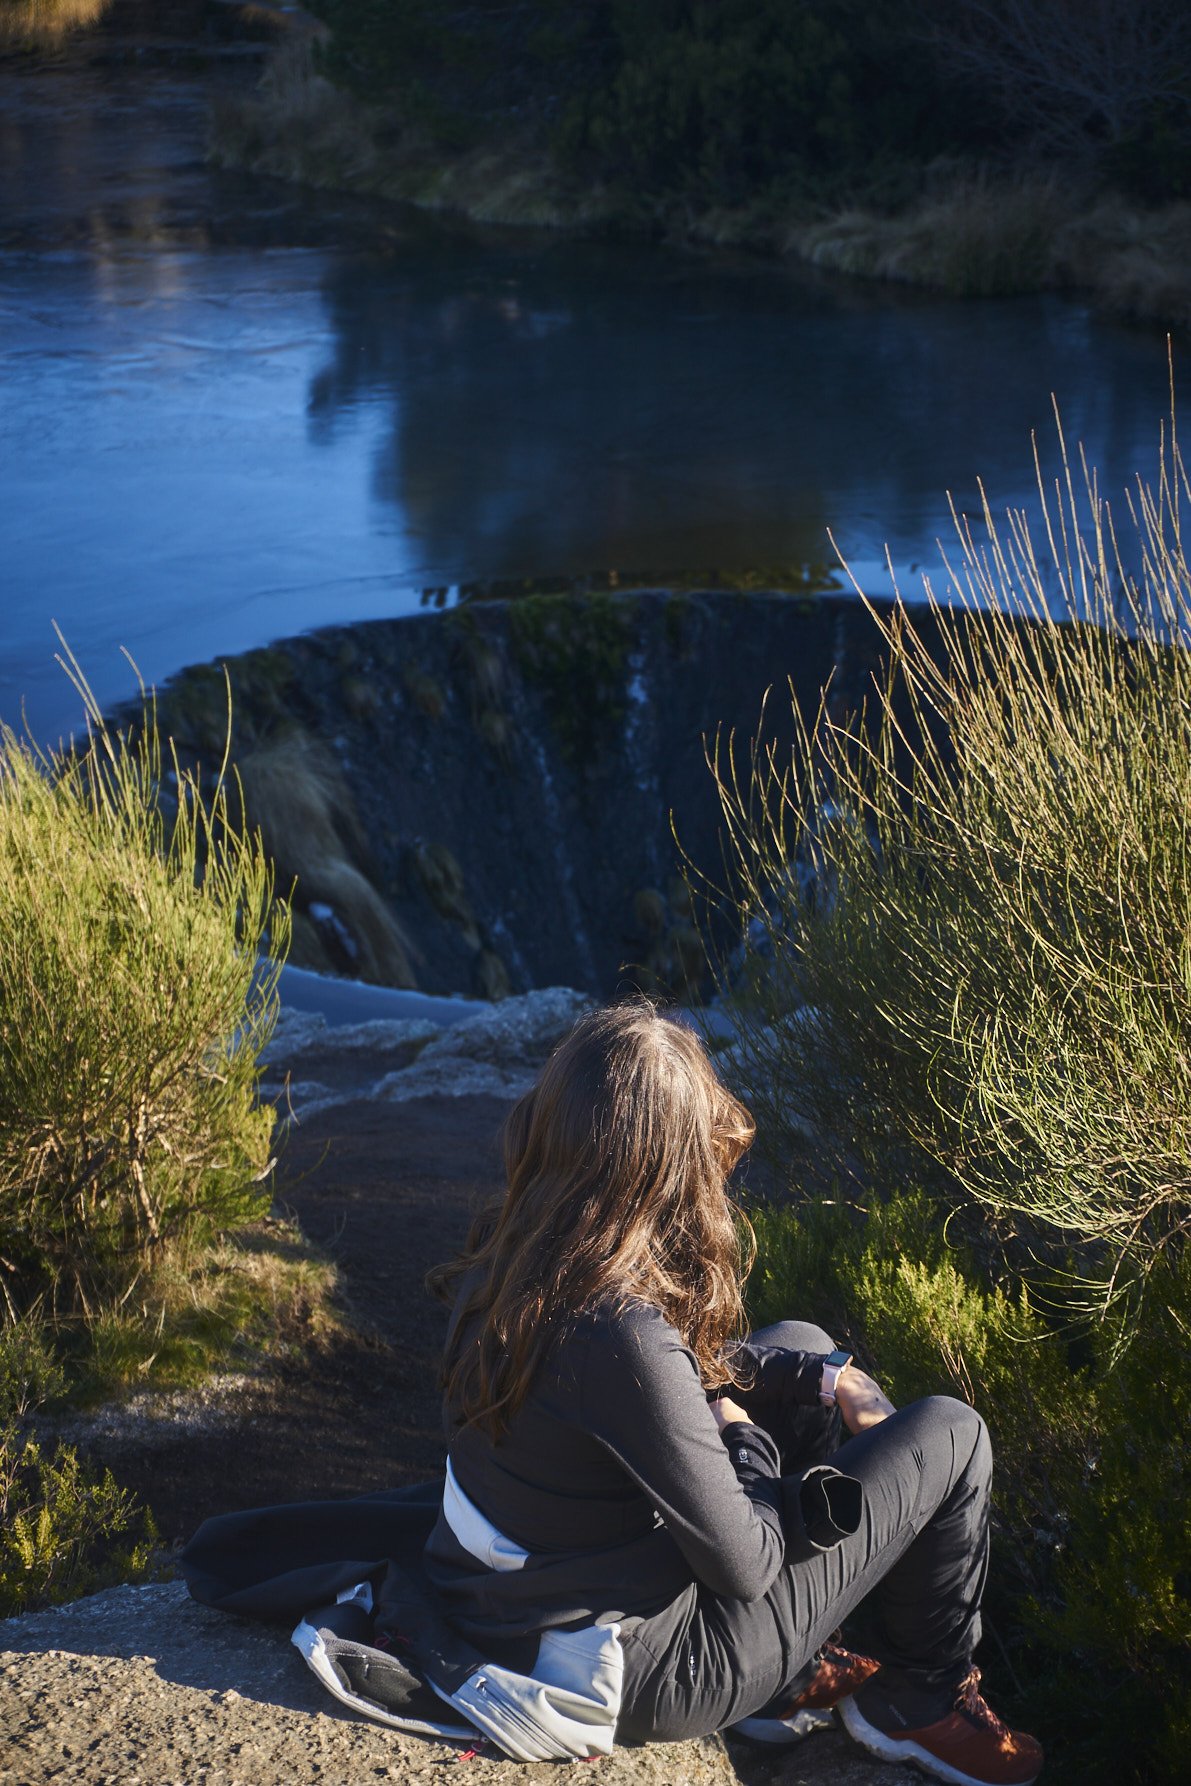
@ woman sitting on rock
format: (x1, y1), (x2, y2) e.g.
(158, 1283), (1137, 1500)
(423, 1000), (1042, 1786)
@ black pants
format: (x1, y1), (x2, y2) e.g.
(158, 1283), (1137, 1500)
(617, 1320), (992, 1742)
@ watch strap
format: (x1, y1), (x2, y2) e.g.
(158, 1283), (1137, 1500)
(818, 1348), (853, 1406)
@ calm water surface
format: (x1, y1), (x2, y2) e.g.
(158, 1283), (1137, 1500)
(0, 69), (1181, 742)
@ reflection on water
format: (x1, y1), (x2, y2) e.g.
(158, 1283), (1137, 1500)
(0, 68), (1182, 743)
(308, 239), (1175, 601)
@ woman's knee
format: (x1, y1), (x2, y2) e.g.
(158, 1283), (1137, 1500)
(916, 1395), (992, 1480)
(749, 1318), (836, 1356)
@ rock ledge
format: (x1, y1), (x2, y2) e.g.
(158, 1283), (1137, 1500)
(1, 1580), (733, 1785)
(1, 1580), (908, 1786)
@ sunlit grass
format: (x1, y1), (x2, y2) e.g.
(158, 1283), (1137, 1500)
(0, 0), (111, 48)
(796, 175), (1191, 324)
(71, 1215), (348, 1401)
(708, 393), (1191, 1335)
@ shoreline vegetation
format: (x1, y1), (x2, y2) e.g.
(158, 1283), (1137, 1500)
(204, 1), (1191, 329)
(0, 0), (110, 50)
(0, 664), (351, 1616)
(10, 1), (1190, 322)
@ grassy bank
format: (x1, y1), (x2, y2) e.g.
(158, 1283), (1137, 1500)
(209, 44), (1191, 325)
(794, 180), (1191, 325)
(207, 42), (617, 232)
(204, 0), (1191, 326)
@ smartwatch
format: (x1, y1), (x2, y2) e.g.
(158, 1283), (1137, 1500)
(818, 1348), (853, 1407)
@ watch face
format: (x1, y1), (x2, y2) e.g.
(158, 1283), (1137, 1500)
(825, 1349), (852, 1370)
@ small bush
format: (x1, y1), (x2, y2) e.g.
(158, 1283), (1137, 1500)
(0, 1311), (158, 1620)
(0, 658), (289, 1322)
(711, 402), (1191, 1777)
(0, 1316), (66, 1422)
(711, 406), (1191, 1331)
(0, 663), (346, 1618)
(0, 1424), (158, 1617)
(746, 1193), (1190, 1784)
(567, 1), (858, 207)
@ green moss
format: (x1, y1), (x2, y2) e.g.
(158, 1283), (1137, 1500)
(158, 646), (298, 754)
(509, 591), (635, 765)
(228, 646), (296, 720)
(157, 662), (230, 755)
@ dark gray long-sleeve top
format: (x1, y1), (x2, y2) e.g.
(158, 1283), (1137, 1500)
(423, 1296), (830, 1641)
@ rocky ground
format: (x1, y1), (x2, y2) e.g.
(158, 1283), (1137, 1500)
(0, 1579), (903, 1786)
(0, 991), (902, 1786)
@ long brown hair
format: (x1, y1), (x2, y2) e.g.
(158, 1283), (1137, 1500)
(428, 1000), (756, 1436)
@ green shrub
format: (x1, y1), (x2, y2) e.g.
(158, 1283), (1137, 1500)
(0, 657), (289, 1322)
(745, 1193), (1190, 1784)
(0, 1313), (158, 1619)
(0, 1316), (66, 1422)
(0, 1424), (158, 1617)
(0, 660), (332, 1616)
(710, 407), (1191, 1778)
(304, 2), (979, 212)
(711, 407), (1191, 1332)
(566, 1), (857, 207)
(747, 1194), (1082, 1594)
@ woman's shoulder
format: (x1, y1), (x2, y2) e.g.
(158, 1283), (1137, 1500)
(569, 1296), (694, 1366)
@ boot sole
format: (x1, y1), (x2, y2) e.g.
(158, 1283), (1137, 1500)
(837, 1695), (1041, 1786)
(729, 1706), (834, 1745)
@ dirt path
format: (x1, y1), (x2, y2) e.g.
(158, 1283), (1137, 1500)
(104, 1092), (510, 1543)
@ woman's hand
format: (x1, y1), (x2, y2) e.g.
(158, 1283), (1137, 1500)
(834, 1364), (896, 1435)
(710, 1394), (752, 1432)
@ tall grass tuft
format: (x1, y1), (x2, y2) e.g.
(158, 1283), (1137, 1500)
(795, 177), (1191, 323)
(709, 396), (1191, 1334)
(797, 172), (1071, 297)
(0, 652), (289, 1324)
(0, 0), (110, 48)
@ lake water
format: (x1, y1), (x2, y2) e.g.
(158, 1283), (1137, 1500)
(0, 67), (1181, 745)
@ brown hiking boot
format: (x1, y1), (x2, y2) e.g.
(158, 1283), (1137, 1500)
(730, 1642), (881, 1744)
(838, 1666), (1043, 1785)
